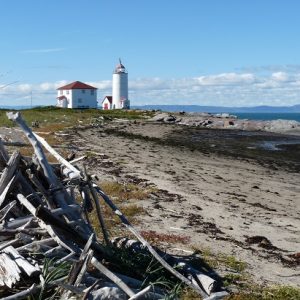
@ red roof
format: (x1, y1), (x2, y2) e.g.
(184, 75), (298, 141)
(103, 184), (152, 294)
(56, 95), (67, 100)
(57, 81), (97, 90)
(102, 96), (112, 104)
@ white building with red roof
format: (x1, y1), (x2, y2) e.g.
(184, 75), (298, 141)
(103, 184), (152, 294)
(56, 81), (97, 109)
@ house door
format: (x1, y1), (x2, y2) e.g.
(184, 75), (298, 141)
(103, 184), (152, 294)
(104, 103), (108, 110)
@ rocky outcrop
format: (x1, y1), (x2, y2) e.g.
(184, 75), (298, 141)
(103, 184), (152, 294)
(149, 112), (300, 135)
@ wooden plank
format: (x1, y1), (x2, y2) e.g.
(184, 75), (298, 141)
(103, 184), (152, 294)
(33, 132), (81, 179)
(4, 246), (40, 277)
(91, 257), (135, 298)
(16, 194), (77, 254)
(0, 151), (20, 197)
(0, 252), (21, 288)
(0, 176), (18, 208)
(0, 200), (17, 222)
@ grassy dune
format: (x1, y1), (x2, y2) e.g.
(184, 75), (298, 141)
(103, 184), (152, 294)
(0, 106), (154, 129)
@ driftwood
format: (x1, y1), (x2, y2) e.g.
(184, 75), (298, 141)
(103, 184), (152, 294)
(94, 185), (209, 299)
(83, 165), (110, 246)
(0, 112), (228, 299)
(91, 256), (135, 297)
(0, 151), (20, 197)
(33, 132), (81, 180)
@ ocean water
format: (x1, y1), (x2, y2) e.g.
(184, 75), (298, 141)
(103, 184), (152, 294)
(234, 113), (300, 122)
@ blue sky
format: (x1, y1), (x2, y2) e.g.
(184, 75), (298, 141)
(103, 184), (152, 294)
(1, 0), (300, 107)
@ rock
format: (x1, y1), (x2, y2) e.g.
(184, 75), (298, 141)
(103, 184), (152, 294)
(150, 113), (169, 122)
(163, 115), (176, 122)
(202, 119), (213, 127)
(264, 119), (300, 133)
(221, 113), (230, 118)
(90, 287), (127, 300)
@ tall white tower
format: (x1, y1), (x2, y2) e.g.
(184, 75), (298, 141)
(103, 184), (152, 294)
(112, 59), (129, 109)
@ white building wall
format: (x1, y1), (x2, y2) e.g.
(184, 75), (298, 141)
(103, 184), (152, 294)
(57, 89), (97, 108)
(102, 98), (112, 110)
(112, 73), (128, 109)
(57, 89), (72, 107)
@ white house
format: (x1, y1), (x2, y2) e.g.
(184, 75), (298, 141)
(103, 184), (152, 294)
(56, 81), (97, 109)
(101, 60), (130, 110)
(102, 96), (113, 110)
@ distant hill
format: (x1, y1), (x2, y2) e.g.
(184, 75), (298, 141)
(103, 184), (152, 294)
(133, 104), (300, 113)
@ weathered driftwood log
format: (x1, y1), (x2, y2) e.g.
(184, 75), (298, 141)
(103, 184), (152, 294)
(4, 246), (40, 277)
(91, 256), (135, 298)
(0, 252), (21, 288)
(0, 200), (17, 222)
(84, 165), (110, 245)
(4, 215), (34, 229)
(93, 184), (209, 299)
(0, 151), (20, 205)
(80, 185), (94, 213)
(0, 246), (40, 289)
(17, 194), (111, 261)
(128, 285), (152, 300)
(59, 244), (91, 298)
(25, 168), (55, 208)
(1, 284), (37, 300)
(112, 237), (217, 295)
(7, 112), (77, 219)
(16, 237), (55, 252)
(0, 138), (10, 164)
(16, 194), (77, 254)
(33, 132), (81, 180)
(1, 276), (69, 300)
(0, 228), (45, 238)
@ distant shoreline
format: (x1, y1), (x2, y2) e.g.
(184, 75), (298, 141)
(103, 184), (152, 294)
(1, 105), (300, 122)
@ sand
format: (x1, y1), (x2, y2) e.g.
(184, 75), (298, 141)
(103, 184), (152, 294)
(1, 119), (299, 288)
(64, 121), (300, 288)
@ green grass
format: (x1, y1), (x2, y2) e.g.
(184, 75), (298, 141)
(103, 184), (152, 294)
(0, 106), (155, 130)
(225, 285), (300, 300)
(187, 245), (300, 300)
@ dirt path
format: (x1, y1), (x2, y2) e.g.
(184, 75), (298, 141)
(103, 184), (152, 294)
(66, 121), (300, 287)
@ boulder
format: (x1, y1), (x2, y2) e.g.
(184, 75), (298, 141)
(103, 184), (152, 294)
(90, 287), (127, 300)
(150, 113), (169, 122)
(163, 115), (177, 122)
(265, 119), (300, 133)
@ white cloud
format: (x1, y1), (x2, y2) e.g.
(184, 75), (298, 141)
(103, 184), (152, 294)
(195, 73), (256, 86)
(1, 71), (300, 107)
(271, 72), (289, 82)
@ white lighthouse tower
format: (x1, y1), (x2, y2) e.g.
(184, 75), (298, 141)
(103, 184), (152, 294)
(112, 59), (130, 109)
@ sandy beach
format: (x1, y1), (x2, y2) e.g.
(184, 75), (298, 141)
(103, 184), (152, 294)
(60, 119), (300, 288)
(0, 114), (299, 293)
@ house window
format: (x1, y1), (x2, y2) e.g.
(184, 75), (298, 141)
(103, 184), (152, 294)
(60, 90), (63, 95)
(66, 90), (69, 94)
(82, 89), (85, 94)
(91, 89), (94, 95)
(78, 98), (82, 103)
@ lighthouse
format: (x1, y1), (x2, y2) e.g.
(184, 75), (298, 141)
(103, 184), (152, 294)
(112, 59), (130, 109)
